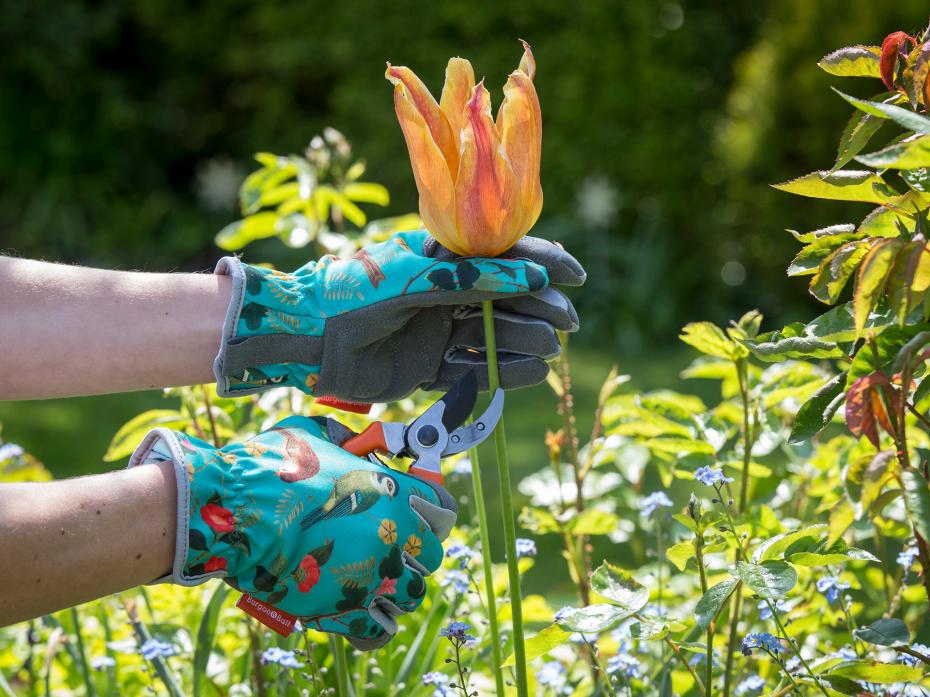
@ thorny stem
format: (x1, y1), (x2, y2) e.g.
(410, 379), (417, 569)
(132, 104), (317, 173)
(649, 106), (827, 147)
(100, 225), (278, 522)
(763, 599), (830, 697)
(467, 442), (506, 697)
(482, 300), (528, 697)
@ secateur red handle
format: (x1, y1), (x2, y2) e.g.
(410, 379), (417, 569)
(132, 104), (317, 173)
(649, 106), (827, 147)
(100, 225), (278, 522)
(341, 422), (389, 457)
(341, 423), (446, 486)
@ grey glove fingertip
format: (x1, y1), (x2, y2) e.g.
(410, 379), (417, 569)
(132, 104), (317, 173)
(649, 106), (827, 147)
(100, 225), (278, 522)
(503, 236), (586, 287)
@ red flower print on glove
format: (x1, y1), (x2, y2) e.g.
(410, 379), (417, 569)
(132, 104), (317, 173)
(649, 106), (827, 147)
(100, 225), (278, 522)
(201, 503), (236, 533)
(297, 554), (321, 592)
(204, 556), (228, 573)
(375, 577), (397, 595)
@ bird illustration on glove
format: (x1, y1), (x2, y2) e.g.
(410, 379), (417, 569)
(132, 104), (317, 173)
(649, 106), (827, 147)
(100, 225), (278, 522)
(302, 470), (399, 528)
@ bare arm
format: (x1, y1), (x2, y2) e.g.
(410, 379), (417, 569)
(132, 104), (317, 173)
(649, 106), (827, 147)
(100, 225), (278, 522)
(0, 257), (231, 399)
(0, 462), (176, 625)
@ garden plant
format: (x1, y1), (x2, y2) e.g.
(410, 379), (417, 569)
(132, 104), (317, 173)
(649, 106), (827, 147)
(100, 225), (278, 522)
(3, 21), (930, 697)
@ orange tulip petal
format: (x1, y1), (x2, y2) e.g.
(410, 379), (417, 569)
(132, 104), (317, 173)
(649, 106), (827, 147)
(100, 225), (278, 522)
(454, 81), (521, 256)
(385, 64), (458, 174)
(497, 68), (543, 237)
(389, 82), (459, 250)
(439, 57), (476, 172)
(517, 38), (536, 80)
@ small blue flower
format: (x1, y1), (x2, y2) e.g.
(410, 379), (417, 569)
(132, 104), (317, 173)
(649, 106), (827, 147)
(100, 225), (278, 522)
(899, 643), (930, 667)
(0, 443), (23, 461)
(694, 466), (734, 487)
(440, 569), (470, 593)
(606, 651), (641, 679)
(260, 647), (303, 669)
(422, 671), (453, 697)
(757, 599), (787, 620)
(898, 545), (920, 576)
(536, 661), (572, 694)
(640, 492), (674, 517)
(446, 543), (476, 569)
(440, 621), (475, 643)
(741, 633), (782, 656)
(735, 674), (766, 695)
(815, 575), (850, 605)
(140, 639), (176, 661)
(515, 538), (537, 558)
(90, 655), (115, 671)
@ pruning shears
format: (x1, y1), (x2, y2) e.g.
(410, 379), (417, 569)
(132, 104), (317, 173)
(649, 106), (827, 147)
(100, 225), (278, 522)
(341, 371), (503, 485)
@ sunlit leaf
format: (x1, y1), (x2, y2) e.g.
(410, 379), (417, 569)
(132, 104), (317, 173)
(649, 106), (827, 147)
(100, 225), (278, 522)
(755, 525), (828, 562)
(810, 240), (872, 304)
(568, 509), (620, 536)
(789, 232), (865, 277)
(590, 563), (649, 614)
(679, 322), (745, 360)
(666, 541), (695, 572)
(826, 661), (923, 683)
(858, 133), (930, 169)
(818, 46), (882, 77)
(772, 170), (893, 204)
(834, 110), (885, 170)
(105, 409), (189, 462)
(555, 604), (630, 634)
(215, 212), (282, 251)
(835, 88), (930, 135)
(343, 182), (390, 206)
(502, 624), (569, 667)
(853, 238), (905, 334)
(902, 468), (930, 541)
(789, 372), (846, 443)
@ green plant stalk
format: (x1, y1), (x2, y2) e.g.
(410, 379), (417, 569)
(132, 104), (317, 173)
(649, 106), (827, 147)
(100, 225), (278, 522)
(68, 608), (97, 697)
(694, 534), (713, 697)
(585, 638), (620, 697)
(482, 300), (528, 697)
(332, 636), (350, 697)
(468, 442), (506, 697)
(763, 599), (831, 697)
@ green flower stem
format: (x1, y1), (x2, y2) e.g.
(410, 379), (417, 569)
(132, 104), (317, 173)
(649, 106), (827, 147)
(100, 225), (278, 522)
(332, 636), (350, 697)
(763, 599), (830, 697)
(694, 534), (713, 697)
(482, 299), (528, 697)
(468, 441), (506, 697)
(69, 607), (97, 697)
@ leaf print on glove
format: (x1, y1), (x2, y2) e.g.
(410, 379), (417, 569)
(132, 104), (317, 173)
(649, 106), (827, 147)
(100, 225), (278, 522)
(201, 503), (236, 533)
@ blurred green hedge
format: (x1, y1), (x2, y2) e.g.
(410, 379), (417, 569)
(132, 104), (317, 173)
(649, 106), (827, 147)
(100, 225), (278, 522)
(1, 0), (928, 344)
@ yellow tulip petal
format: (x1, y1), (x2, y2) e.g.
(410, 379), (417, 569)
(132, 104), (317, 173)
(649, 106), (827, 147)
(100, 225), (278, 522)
(454, 81), (521, 256)
(389, 82), (459, 250)
(440, 57), (476, 168)
(497, 68), (543, 237)
(517, 38), (536, 80)
(385, 64), (458, 174)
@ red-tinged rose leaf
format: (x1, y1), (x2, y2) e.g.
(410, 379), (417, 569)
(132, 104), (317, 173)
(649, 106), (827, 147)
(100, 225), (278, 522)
(846, 373), (892, 447)
(881, 31), (913, 90)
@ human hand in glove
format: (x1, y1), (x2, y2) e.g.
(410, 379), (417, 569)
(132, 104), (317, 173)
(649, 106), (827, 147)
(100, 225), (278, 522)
(213, 229), (585, 401)
(130, 414), (456, 650)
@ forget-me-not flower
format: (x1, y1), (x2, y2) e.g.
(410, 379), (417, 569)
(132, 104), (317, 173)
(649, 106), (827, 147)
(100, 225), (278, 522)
(90, 655), (116, 671)
(260, 647), (303, 669)
(695, 466), (734, 487)
(536, 661), (571, 695)
(735, 674), (766, 695)
(140, 639), (176, 661)
(816, 575), (850, 604)
(741, 632), (782, 656)
(422, 672), (453, 697)
(641, 491), (674, 517)
(440, 569), (470, 593)
(515, 538), (537, 558)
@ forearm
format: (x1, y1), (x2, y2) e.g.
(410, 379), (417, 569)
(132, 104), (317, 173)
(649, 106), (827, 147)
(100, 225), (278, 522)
(0, 462), (176, 626)
(0, 257), (231, 399)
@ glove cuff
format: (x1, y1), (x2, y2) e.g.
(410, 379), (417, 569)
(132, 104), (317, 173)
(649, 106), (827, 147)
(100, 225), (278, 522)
(213, 256), (250, 398)
(128, 428), (225, 586)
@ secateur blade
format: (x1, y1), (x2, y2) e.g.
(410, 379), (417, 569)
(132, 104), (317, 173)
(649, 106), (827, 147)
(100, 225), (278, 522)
(441, 386), (504, 456)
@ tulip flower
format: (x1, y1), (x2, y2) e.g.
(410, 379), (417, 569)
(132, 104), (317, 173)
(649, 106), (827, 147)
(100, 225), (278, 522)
(386, 41), (542, 256)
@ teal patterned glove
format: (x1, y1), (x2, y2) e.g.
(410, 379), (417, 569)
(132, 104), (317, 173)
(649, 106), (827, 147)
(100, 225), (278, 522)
(129, 415), (456, 650)
(213, 229), (585, 400)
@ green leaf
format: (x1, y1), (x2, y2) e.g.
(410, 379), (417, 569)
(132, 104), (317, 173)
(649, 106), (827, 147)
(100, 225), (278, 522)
(788, 547), (879, 566)
(789, 233), (864, 276)
(568, 509), (620, 536)
(818, 46), (881, 77)
(736, 561), (797, 598)
(810, 240), (872, 304)
(215, 212), (281, 251)
(742, 329), (845, 363)
(847, 324), (930, 386)
(788, 223), (856, 244)
(629, 617), (669, 641)
(902, 468), (930, 541)
(827, 661), (923, 683)
(694, 578), (739, 632)
(854, 239), (905, 334)
(679, 322), (745, 360)
(555, 604), (630, 633)
(104, 409), (189, 462)
(854, 618), (909, 647)
(666, 541), (695, 572)
(789, 372), (847, 443)
(857, 133), (930, 169)
(772, 170), (892, 204)
(835, 88), (930, 135)
(519, 507), (562, 534)
(590, 563), (649, 614)
(502, 624), (569, 667)
(343, 182), (390, 206)
(835, 110), (885, 170)
(193, 584), (230, 697)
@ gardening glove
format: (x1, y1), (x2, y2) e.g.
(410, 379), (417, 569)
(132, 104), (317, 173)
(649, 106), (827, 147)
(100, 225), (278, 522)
(129, 414), (456, 650)
(212, 229), (585, 401)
